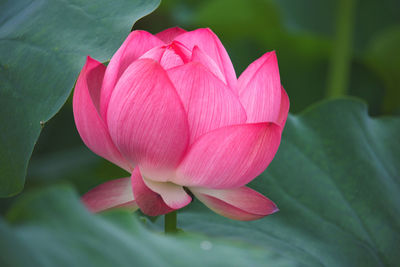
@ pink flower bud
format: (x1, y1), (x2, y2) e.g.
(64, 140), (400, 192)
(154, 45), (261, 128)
(74, 27), (289, 220)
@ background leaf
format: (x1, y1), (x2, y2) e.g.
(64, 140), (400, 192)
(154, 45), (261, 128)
(0, 0), (160, 197)
(1, 99), (399, 266)
(176, 99), (400, 266)
(0, 185), (297, 267)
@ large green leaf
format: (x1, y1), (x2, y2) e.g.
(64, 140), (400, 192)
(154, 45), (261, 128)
(0, 185), (297, 267)
(2, 99), (399, 266)
(0, 0), (160, 197)
(177, 99), (400, 266)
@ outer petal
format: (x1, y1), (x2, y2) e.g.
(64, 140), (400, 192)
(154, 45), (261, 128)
(155, 27), (187, 43)
(73, 57), (130, 171)
(131, 168), (174, 216)
(277, 86), (290, 128)
(82, 177), (137, 213)
(143, 178), (191, 209)
(167, 62), (246, 143)
(238, 51), (281, 123)
(100, 30), (164, 121)
(191, 46), (227, 84)
(174, 123), (282, 189)
(107, 59), (190, 182)
(190, 186), (278, 221)
(175, 28), (237, 91)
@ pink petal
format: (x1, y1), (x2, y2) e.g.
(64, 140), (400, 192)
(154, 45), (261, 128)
(107, 59), (190, 182)
(190, 186), (278, 221)
(191, 46), (227, 84)
(82, 177), (137, 213)
(131, 168), (174, 216)
(277, 86), (290, 128)
(167, 62), (246, 143)
(73, 57), (130, 171)
(143, 178), (191, 209)
(174, 123), (282, 189)
(100, 30), (164, 121)
(238, 51), (281, 123)
(159, 47), (185, 69)
(175, 28), (237, 91)
(155, 27), (187, 43)
(140, 41), (191, 70)
(139, 45), (165, 62)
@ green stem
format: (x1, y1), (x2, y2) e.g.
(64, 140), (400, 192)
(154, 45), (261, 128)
(164, 211), (177, 233)
(326, 0), (357, 98)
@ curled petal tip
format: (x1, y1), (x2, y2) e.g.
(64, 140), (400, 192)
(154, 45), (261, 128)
(81, 177), (137, 213)
(191, 186), (278, 221)
(269, 202), (279, 214)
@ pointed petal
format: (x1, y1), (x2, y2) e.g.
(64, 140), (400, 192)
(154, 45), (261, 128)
(277, 86), (290, 128)
(191, 186), (278, 221)
(140, 42), (191, 70)
(131, 168), (174, 216)
(73, 57), (130, 171)
(175, 28), (237, 91)
(174, 123), (282, 188)
(159, 47), (185, 69)
(100, 30), (164, 121)
(143, 178), (191, 209)
(82, 177), (137, 213)
(191, 46), (227, 84)
(107, 59), (189, 182)
(167, 62), (246, 143)
(238, 51), (281, 123)
(139, 45), (165, 62)
(156, 27), (187, 43)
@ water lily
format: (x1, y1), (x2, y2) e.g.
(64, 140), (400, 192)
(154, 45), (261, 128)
(73, 27), (289, 222)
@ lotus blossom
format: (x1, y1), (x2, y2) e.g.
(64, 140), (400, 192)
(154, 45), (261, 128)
(73, 27), (289, 221)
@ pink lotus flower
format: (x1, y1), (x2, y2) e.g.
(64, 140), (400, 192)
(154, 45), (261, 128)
(73, 27), (289, 221)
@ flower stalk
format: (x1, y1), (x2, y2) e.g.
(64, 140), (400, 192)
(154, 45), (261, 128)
(164, 211), (177, 233)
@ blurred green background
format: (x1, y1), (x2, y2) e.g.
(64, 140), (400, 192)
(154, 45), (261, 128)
(134, 0), (400, 115)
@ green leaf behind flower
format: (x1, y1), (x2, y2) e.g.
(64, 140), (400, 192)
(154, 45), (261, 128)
(0, 0), (160, 197)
